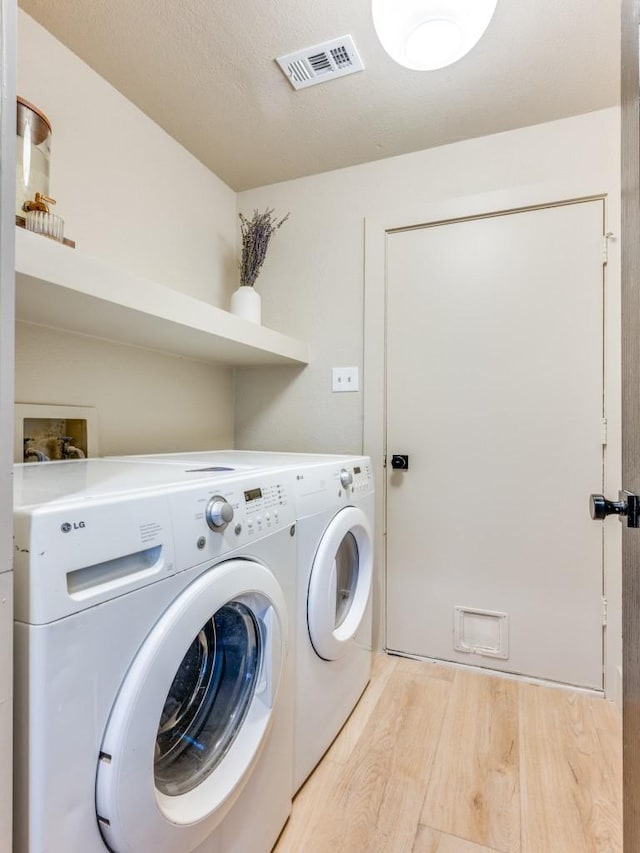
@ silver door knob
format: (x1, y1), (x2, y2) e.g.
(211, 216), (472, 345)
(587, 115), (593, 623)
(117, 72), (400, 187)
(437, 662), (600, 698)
(206, 497), (234, 530)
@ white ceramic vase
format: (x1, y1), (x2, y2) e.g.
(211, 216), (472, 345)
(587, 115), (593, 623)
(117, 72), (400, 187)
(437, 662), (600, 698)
(231, 286), (261, 324)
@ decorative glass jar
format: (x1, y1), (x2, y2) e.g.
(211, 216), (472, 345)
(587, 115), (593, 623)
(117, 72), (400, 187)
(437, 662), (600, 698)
(16, 97), (52, 218)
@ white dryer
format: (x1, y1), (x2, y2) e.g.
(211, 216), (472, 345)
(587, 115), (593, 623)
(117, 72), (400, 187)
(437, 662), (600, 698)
(108, 451), (375, 792)
(13, 459), (296, 853)
(288, 456), (374, 790)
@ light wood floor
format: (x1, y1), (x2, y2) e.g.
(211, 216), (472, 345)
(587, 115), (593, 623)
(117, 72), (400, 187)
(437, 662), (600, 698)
(274, 653), (622, 853)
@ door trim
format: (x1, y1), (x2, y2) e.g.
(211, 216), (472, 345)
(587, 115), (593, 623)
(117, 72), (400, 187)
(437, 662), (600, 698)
(621, 1), (640, 848)
(363, 183), (621, 698)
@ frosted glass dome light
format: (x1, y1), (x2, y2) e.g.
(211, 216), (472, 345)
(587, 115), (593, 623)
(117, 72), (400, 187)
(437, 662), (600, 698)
(372, 0), (498, 71)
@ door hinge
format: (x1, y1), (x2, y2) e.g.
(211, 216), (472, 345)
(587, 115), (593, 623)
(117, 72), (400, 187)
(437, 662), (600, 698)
(601, 417), (608, 445)
(602, 232), (613, 265)
(383, 455), (387, 468)
(602, 596), (608, 627)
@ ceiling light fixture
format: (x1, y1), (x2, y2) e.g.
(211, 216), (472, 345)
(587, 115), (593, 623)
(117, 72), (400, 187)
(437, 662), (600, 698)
(371, 0), (498, 71)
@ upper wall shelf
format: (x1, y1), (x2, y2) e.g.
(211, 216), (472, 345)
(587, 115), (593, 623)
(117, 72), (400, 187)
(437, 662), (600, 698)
(14, 229), (309, 367)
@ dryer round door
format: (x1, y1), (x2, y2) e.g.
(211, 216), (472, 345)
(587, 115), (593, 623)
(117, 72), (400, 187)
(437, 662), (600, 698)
(307, 506), (373, 661)
(95, 559), (288, 853)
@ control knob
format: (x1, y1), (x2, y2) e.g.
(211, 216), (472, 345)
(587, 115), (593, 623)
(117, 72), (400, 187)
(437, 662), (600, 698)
(340, 468), (353, 488)
(205, 496), (234, 531)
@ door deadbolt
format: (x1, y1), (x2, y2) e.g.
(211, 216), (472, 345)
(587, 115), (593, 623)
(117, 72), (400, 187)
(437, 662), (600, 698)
(391, 454), (409, 470)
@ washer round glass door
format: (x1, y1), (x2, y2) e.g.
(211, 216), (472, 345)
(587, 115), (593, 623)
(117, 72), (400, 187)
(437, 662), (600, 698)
(154, 599), (260, 797)
(96, 559), (287, 853)
(307, 506), (373, 661)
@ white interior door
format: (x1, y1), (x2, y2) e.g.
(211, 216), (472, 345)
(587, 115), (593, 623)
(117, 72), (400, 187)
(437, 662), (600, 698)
(385, 199), (605, 689)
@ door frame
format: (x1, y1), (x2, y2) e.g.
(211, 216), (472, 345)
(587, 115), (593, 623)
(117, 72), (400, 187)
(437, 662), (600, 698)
(620, 1), (640, 848)
(0, 0), (16, 849)
(363, 182), (621, 700)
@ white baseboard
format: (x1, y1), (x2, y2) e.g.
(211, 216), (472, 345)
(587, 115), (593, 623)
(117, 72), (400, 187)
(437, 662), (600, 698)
(385, 649), (605, 698)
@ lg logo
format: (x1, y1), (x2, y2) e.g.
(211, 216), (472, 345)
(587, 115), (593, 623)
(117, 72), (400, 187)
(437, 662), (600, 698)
(60, 521), (86, 533)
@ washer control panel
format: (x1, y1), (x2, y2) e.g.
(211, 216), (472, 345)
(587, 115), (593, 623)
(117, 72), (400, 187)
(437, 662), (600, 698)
(345, 461), (373, 496)
(169, 475), (294, 569)
(242, 481), (288, 534)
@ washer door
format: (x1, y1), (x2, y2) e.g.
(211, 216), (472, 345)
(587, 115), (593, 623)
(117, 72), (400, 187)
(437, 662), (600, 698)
(96, 559), (287, 853)
(307, 506), (373, 661)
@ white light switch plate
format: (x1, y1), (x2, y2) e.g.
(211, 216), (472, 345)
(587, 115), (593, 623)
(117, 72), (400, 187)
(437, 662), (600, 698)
(332, 366), (359, 392)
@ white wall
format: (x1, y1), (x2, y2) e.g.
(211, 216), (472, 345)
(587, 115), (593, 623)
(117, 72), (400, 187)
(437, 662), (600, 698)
(18, 11), (237, 305)
(236, 108), (622, 695)
(15, 323), (234, 455)
(16, 11), (238, 453)
(236, 109), (620, 453)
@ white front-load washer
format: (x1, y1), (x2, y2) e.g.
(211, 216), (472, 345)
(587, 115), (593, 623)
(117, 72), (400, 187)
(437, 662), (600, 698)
(13, 459), (296, 853)
(108, 451), (375, 793)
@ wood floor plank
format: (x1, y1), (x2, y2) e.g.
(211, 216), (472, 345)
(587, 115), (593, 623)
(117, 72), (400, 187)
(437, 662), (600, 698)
(519, 683), (622, 853)
(275, 655), (399, 852)
(327, 654), (454, 766)
(393, 655), (456, 682)
(326, 651), (398, 764)
(276, 662), (452, 853)
(420, 670), (520, 853)
(368, 666), (452, 853)
(588, 694), (623, 852)
(275, 656), (622, 853)
(272, 757), (344, 853)
(413, 825), (501, 853)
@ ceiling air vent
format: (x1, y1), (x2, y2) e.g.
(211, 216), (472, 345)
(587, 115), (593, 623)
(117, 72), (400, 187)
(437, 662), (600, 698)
(276, 35), (364, 90)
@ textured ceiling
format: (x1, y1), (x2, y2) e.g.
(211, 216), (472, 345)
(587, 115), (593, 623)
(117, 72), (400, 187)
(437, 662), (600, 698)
(18, 0), (620, 191)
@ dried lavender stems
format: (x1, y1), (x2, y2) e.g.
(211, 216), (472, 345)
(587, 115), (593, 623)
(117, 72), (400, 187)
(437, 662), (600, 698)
(239, 208), (290, 287)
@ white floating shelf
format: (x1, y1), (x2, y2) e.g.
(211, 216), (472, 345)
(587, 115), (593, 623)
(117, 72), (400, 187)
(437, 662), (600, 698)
(14, 228), (309, 367)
